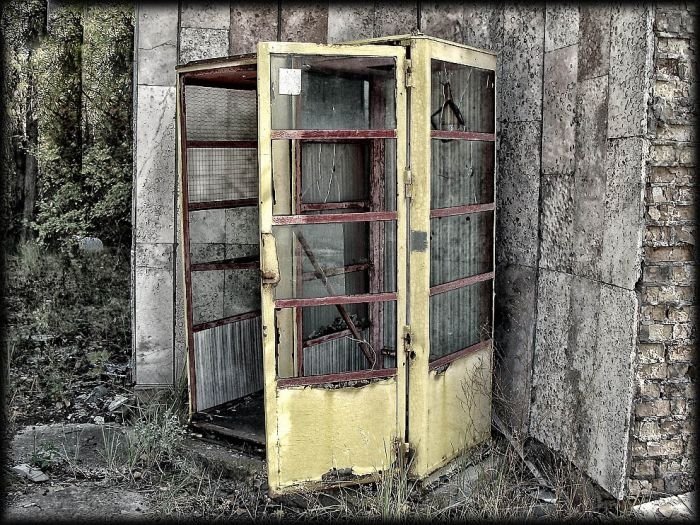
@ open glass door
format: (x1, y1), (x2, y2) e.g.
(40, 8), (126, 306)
(257, 41), (407, 494)
(177, 57), (266, 430)
(406, 38), (497, 479)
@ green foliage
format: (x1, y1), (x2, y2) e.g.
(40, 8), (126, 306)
(7, 240), (131, 413)
(28, 3), (134, 250)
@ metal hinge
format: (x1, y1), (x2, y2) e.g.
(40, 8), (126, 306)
(404, 168), (413, 198)
(404, 59), (414, 88)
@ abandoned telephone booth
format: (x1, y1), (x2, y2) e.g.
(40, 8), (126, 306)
(176, 35), (496, 495)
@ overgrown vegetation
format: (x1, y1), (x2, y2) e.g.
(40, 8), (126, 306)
(6, 241), (131, 428)
(1, 0), (133, 247)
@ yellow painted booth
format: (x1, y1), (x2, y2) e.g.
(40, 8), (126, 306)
(176, 35), (496, 495)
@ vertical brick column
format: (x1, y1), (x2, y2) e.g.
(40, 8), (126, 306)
(630, 3), (696, 496)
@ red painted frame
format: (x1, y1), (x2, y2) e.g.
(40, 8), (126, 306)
(430, 130), (495, 142)
(278, 367), (396, 388)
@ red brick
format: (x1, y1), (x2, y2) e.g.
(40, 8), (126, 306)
(644, 246), (695, 262)
(636, 399), (671, 417)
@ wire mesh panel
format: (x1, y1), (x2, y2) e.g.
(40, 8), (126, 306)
(186, 86), (257, 141)
(187, 147), (258, 203)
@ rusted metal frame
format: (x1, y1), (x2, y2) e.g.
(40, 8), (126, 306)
(302, 328), (353, 348)
(187, 140), (257, 149)
(188, 198), (257, 211)
(272, 211), (396, 225)
(429, 202), (495, 218)
(271, 129), (396, 140)
(275, 292), (397, 308)
(192, 310), (261, 333)
(294, 140), (305, 378)
(179, 80), (198, 413)
(190, 260), (259, 272)
(430, 130), (495, 142)
(294, 231), (376, 367)
(302, 262), (370, 281)
(277, 367), (397, 388)
(368, 85), (386, 368)
(428, 339), (492, 371)
(429, 271), (495, 297)
(300, 200), (369, 212)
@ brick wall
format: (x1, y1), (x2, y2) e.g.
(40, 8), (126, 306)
(630, 2), (696, 496)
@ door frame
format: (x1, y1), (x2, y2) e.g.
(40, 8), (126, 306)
(257, 41), (408, 494)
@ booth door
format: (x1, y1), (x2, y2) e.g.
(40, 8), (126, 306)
(406, 38), (497, 479)
(257, 41), (408, 494)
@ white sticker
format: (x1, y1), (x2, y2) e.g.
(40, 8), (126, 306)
(279, 68), (302, 95)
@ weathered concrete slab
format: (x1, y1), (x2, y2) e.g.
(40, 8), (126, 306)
(224, 268), (260, 317)
(373, 2), (417, 37)
(420, 2), (464, 41)
(136, 3), (178, 50)
(571, 75), (608, 281)
(531, 271), (637, 500)
(578, 6), (611, 80)
(192, 270), (224, 325)
(137, 45), (177, 87)
(493, 263), (537, 434)
(545, 5), (579, 51)
(180, 0), (231, 29)
(496, 121), (541, 268)
(607, 5), (653, 138)
(179, 27), (230, 64)
(539, 172), (574, 273)
(585, 284), (637, 499)
(460, 3), (501, 52)
(190, 243), (225, 264)
(189, 209), (226, 245)
(280, 2), (329, 43)
(500, 5), (544, 123)
(135, 86), (176, 244)
(601, 137), (647, 290)
(226, 206), (258, 245)
(134, 243), (174, 386)
(632, 491), (696, 520)
(542, 44), (578, 175)
(174, 196), (187, 383)
(327, 3), (374, 43)
(530, 269), (572, 453)
(230, 2), (279, 55)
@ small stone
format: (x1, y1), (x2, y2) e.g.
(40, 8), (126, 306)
(132, 471), (142, 480)
(108, 395), (129, 412)
(12, 464), (49, 483)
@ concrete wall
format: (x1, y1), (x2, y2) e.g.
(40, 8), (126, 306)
(629, 3), (696, 497)
(132, 1), (691, 499)
(524, 5), (654, 499)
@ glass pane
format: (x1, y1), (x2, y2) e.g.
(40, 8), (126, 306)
(272, 139), (397, 214)
(271, 221), (397, 300)
(431, 140), (494, 209)
(429, 280), (492, 362)
(271, 54), (396, 130)
(430, 211), (494, 287)
(275, 300), (396, 378)
(431, 60), (495, 134)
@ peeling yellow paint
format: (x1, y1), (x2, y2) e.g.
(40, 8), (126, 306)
(424, 347), (493, 472)
(274, 379), (399, 490)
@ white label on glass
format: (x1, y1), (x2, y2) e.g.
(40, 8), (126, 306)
(279, 68), (302, 95)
